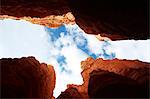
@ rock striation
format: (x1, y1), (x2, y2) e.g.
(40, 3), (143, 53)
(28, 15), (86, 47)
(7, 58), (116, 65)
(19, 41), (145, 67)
(0, 57), (56, 98)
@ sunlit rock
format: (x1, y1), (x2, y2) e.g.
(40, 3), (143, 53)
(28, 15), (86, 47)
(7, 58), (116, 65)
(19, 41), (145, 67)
(0, 12), (75, 28)
(95, 34), (111, 41)
(81, 57), (94, 70)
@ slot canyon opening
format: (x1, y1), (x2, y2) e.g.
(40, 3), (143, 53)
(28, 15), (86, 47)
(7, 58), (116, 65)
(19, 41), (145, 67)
(0, 12), (150, 98)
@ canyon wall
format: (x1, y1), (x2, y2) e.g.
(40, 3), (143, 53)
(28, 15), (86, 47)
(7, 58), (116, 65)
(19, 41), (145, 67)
(0, 57), (55, 98)
(0, 57), (149, 98)
(1, 0), (149, 40)
(59, 57), (150, 98)
(0, 0), (149, 98)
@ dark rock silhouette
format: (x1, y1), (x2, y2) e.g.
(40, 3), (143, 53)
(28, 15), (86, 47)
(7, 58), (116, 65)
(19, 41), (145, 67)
(0, 57), (55, 98)
(1, 0), (149, 40)
(57, 87), (82, 99)
(88, 69), (145, 98)
(58, 57), (149, 98)
(68, 0), (149, 39)
(0, 56), (149, 98)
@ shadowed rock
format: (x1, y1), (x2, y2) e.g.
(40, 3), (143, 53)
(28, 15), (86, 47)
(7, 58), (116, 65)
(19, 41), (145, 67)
(59, 57), (149, 98)
(57, 87), (82, 99)
(0, 57), (55, 98)
(1, 56), (149, 98)
(1, 0), (149, 40)
(88, 69), (144, 98)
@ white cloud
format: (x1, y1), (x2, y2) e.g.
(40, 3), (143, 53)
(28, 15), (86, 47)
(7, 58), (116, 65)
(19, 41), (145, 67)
(0, 19), (150, 98)
(111, 40), (150, 62)
(0, 19), (51, 63)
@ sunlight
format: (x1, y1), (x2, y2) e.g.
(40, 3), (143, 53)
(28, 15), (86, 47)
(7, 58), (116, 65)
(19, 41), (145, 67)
(0, 19), (150, 97)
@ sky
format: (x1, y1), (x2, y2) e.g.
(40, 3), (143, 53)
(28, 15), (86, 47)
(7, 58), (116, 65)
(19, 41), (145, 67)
(0, 19), (150, 97)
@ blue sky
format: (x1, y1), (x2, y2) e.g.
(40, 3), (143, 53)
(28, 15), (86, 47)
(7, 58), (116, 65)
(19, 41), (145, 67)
(0, 19), (150, 97)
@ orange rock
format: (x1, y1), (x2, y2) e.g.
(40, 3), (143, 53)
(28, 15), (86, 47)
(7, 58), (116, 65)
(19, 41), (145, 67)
(0, 12), (76, 28)
(68, 57), (150, 98)
(95, 34), (111, 41)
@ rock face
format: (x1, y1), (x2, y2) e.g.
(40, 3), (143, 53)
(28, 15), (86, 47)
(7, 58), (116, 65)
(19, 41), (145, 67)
(57, 87), (82, 99)
(0, 12), (75, 28)
(88, 69), (144, 98)
(68, 0), (149, 40)
(1, 0), (149, 40)
(0, 57), (56, 98)
(58, 57), (150, 98)
(0, 56), (149, 98)
(1, 0), (70, 17)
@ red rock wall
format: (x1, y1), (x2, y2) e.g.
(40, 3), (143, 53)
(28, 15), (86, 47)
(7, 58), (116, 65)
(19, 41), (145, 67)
(0, 57), (56, 98)
(88, 69), (146, 98)
(59, 57), (150, 98)
(0, 57), (149, 98)
(1, 0), (149, 40)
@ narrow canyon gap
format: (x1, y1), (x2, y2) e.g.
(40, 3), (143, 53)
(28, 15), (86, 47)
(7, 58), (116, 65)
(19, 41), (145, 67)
(0, 19), (150, 97)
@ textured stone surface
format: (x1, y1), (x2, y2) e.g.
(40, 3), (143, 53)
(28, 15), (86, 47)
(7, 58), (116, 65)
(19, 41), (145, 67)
(1, 0), (70, 17)
(0, 12), (75, 28)
(88, 69), (145, 98)
(1, 0), (149, 40)
(0, 57), (56, 98)
(59, 57), (149, 98)
(0, 56), (149, 98)
(57, 87), (82, 99)
(68, 0), (149, 39)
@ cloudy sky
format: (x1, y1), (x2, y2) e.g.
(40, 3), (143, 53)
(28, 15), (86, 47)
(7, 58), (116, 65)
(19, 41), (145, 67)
(0, 19), (150, 97)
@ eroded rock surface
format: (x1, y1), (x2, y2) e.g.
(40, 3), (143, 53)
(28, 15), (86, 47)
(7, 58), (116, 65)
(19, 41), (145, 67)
(88, 69), (145, 98)
(57, 87), (82, 99)
(1, 0), (149, 40)
(0, 57), (56, 98)
(0, 12), (75, 28)
(1, 0), (70, 17)
(59, 57), (150, 98)
(0, 56), (149, 98)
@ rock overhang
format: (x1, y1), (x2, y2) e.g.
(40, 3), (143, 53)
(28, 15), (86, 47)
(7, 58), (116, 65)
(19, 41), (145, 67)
(1, 0), (149, 40)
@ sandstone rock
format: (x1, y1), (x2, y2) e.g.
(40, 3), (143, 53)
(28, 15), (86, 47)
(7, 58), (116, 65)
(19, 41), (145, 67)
(2, 56), (148, 98)
(0, 57), (56, 98)
(81, 57), (95, 70)
(68, 0), (149, 39)
(1, 0), (148, 40)
(62, 57), (150, 98)
(0, 12), (75, 28)
(1, 0), (70, 17)
(57, 87), (82, 99)
(95, 34), (111, 41)
(88, 69), (144, 98)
